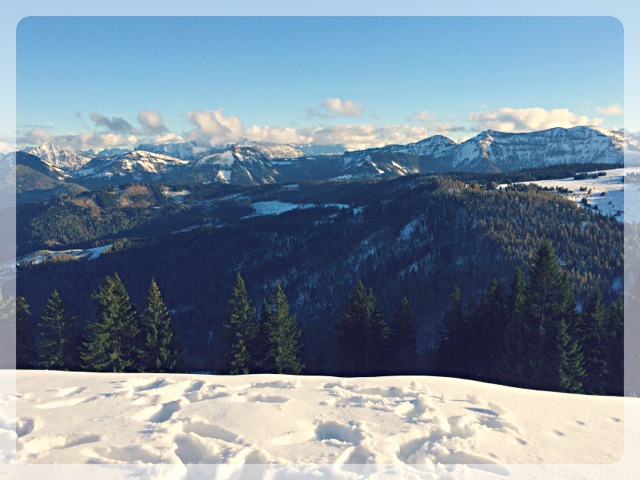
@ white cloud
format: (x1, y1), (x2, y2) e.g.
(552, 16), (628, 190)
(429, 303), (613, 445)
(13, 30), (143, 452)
(244, 125), (312, 145)
(19, 128), (137, 152)
(323, 98), (364, 117)
(456, 136), (471, 144)
(308, 98), (365, 119)
(410, 111), (438, 123)
(468, 107), (603, 133)
(0, 141), (14, 154)
(298, 124), (432, 150)
(596, 104), (623, 115)
(185, 109), (244, 145)
(146, 132), (185, 144)
(138, 109), (168, 134)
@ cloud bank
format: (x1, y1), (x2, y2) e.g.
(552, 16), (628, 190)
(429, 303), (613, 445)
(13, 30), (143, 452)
(467, 107), (603, 133)
(15, 105), (617, 154)
(596, 104), (623, 115)
(308, 98), (365, 119)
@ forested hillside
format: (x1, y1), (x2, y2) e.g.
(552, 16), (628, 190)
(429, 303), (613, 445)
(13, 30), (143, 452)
(17, 174), (623, 372)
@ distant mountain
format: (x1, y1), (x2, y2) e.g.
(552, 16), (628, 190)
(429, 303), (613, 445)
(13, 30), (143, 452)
(192, 146), (282, 185)
(23, 142), (93, 172)
(134, 141), (224, 161)
(293, 144), (347, 156)
(19, 126), (639, 187)
(82, 147), (132, 157)
(237, 141), (306, 160)
(75, 150), (189, 180)
(15, 151), (69, 193)
(338, 126), (637, 179)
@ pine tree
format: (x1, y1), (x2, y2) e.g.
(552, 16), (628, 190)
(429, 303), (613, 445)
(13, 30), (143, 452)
(474, 279), (505, 381)
(436, 286), (467, 378)
(605, 296), (624, 395)
(38, 291), (78, 370)
(82, 275), (117, 372)
(390, 297), (417, 374)
(82, 273), (140, 372)
(336, 280), (389, 376)
(221, 273), (257, 374)
(494, 268), (530, 386)
(525, 241), (584, 392)
(259, 283), (304, 375)
(110, 273), (140, 371)
(138, 279), (179, 373)
(581, 287), (609, 394)
(16, 296), (37, 369)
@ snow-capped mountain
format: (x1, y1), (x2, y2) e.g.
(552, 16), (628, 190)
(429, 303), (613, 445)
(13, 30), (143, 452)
(22, 143), (93, 173)
(75, 151), (189, 179)
(82, 147), (132, 157)
(134, 141), (224, 161)
(293, 143), (347, 156)
(338, 126), (638, 179)
(237, 141), (306, 160)
(192, 146), (282, 185)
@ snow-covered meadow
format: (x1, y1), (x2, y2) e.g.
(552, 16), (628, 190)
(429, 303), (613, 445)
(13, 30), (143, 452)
(1, 370), (639, 479)
(501, 167), (640, 223)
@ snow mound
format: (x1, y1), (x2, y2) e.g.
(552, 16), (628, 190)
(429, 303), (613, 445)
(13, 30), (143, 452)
(9, 370), (629, 471)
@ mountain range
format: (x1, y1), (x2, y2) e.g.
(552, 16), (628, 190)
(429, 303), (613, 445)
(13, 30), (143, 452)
(13, 126), (640, 195)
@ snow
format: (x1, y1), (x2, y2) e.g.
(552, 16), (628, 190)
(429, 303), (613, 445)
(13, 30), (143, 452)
(242, 201), (349, 219)
(162, 188), (191, 204)
(500, 167), (640, 222)
(2, 370), (639, 479)
(14, 244), (113, 267)
(282, 184), (300, 190)
(216, 170), (232, 183)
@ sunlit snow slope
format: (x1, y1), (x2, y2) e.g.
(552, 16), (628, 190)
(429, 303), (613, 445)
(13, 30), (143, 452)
(8, 371), (626, 466)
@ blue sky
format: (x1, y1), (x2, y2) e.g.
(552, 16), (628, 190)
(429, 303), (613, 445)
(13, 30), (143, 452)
(14, 16), (624, 151)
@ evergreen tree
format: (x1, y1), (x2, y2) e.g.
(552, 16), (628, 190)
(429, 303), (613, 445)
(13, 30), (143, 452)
(38, 291), (79, 370)
(259, 283), (303, 375)
(474, 279), (505, 381)
(494, 268), (530, 386)
(436, 286), (467, 378)
(390, 297), (417, 374)
(110, 273), (140, 370)
(138, 279), (179, 373)
(16, 296), (37, 369)
(336, 280), (389, 376)
(221, 273), (257, 374)
(581, 287), (609, 394)
(82, 273), (140, 372)
(525, 241), (584, 392)
(605, 296), (624, 395)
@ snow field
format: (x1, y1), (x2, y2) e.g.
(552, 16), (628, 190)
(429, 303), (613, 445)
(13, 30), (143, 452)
(9, 370), (627, 468)
(501, 167), (640, 223)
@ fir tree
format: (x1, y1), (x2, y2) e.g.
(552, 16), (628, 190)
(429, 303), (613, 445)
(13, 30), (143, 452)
(138, 279), (179, 373)
(38, 291), (79, 370)
(16, 296), (37, 369)
(110, 273), (140, 371)
(494, 268), (530, 386)
(259, 283), (303, 375)
(436, 286), (467, 378)
(221, 273), (257, 374)
(390, 297), (417, 374)
(82, 273), (139, 372)
(474, 279), (505, 381)
(525, 241), (584, 392)
(605, 296), (624, 395)
(336, 280), (389, 376)
(581, 287), (609, 394)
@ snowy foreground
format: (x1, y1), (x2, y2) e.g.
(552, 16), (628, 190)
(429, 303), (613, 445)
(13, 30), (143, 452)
(1, 370), (639, 479)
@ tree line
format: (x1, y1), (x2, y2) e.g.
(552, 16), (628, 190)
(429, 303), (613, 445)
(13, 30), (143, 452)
(433, 240), (623, 395)
(15, 242), (623, 396)
(16, 273), (180, 373)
